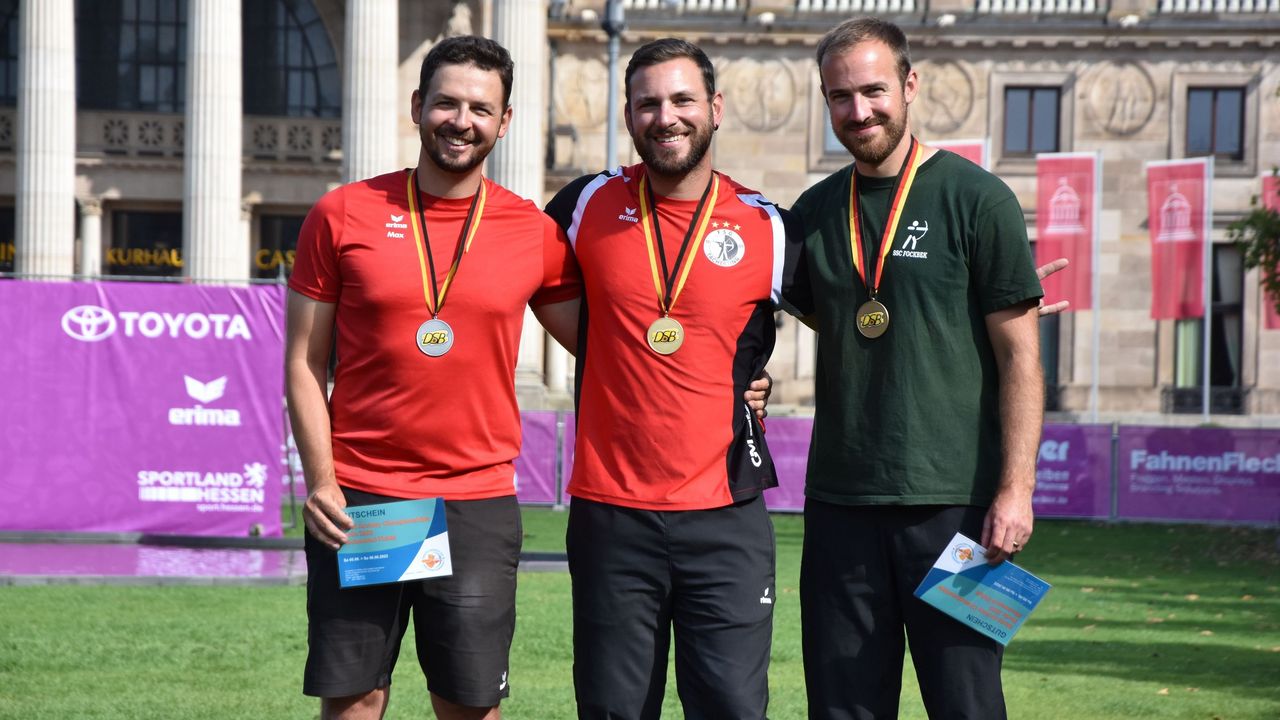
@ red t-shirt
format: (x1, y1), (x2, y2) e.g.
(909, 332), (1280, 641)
(290, 170), (581, 500)
(546, 165), (802, 510)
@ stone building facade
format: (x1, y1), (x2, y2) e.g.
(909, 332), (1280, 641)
(2, 0), (1277, 423)
(547, 0), (1280, 425)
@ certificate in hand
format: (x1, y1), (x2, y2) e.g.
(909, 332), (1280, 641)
(337, 497), (452, 588)
(913, 532), (1051, 646)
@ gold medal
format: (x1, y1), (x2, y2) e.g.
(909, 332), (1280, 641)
(638, 172), (719, 356)
(855, 300), (889, 339)
(646, 316), (684, 355)
(848, 137), (922, 340)
(404, 169), (486, 358)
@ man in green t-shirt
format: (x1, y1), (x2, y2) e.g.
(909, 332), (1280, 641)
(783, 17), (1046, 719)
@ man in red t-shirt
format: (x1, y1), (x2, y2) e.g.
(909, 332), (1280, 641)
(544, 39), (803, 719)
(286, 37), (580, 720)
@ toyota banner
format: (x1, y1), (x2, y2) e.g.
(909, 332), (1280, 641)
(0, 280), (286, 537)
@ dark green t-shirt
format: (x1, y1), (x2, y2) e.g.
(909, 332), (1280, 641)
(787, 150), (1043, 506)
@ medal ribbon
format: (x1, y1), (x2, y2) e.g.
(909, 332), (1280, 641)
(848, 136), (922, 299)
(638, 173), (720, 316)
(404, 169), (487, 317)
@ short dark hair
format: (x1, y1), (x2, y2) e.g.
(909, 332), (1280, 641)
(418, 35), (514, 107)
(815, 17), (911, 86)
(624, 38), (716, 104)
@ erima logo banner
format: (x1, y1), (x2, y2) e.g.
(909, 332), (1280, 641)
(171, 376), (241, 427)
(617, 206), (639, 223)
(892, 220), (929, 259)
(60, 305), (253, 342)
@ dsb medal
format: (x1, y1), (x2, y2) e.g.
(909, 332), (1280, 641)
(416, 318), (454, 357)
(856, 300), (889, 339)
(647, 316), (684, 355)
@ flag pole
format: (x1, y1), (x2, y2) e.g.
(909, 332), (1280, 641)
(1090, 150), (1102, 424)
(1201, 156), (1214, 423)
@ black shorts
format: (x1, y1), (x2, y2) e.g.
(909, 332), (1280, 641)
(567, 494), (775, 720)
(303, 489), (522, 708)
(801, 502), (1006, 720)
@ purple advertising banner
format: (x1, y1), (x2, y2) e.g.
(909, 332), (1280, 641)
(515, 411), (560, 505)
(1118, 426), (1280, 524)
(762, 417), (812, 512)
(1032, 424), (1112, 519)
(0, 280), (286, 537)
(561, 414), (576, 505)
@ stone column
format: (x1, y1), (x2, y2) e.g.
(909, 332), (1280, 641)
(78, 199), (102, 277)
(490, 0), (554, 404)
(183, 0), (245, 281)
(14, 0), (76, 277)
(343, 0), (399, 182)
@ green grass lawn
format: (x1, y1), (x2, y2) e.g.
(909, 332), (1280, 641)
(1, 510), (1277, 719)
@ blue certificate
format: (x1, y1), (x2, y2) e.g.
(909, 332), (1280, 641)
(913, 532), (1051, 646)
(336, 497), (452, 588)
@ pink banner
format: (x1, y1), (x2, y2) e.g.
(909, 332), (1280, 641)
(934, 139), (988, 169)
(1032, 424), (1112, 518)
(1263, 175), (1280, 331)
(514, 412), (560, 504)
(1117, 426), (1280, 524)
(1147, 160), (1209, 320)
(761, 417), (811, 512)
(0, 280), (286, 537)
(1036, 153), (1097, 311)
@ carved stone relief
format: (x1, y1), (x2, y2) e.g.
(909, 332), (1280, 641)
(720, 58), (796, 132)
(1083, 62), (1156, 137)
(915, 60), (974, 135)
(554, 55), (609, 130)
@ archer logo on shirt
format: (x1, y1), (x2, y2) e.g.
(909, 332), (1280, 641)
(704, 221), (745, 267)
(892, 219), (929, 259)
(617, 206), (639, 224)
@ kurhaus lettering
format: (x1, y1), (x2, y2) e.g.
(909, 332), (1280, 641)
(107, 247), (184, 268)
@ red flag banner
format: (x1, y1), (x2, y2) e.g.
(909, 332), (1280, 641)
(1263, 175), (1280, 330)
(934, 138), (987, 169)
(1036, 153), (1097, 311)
(1147, 159), (1210, 320)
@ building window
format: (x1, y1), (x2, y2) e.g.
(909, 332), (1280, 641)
(0, 205), (14, 273)
(1003, 87), (1059, 157)
(108, 210), (183, 277)
(254, 214), (304, 279)
(1186, 88), (1243, 161)
(822, 113), (845, 156)
(1171, 244), (1244, 411)
(243, 0), (339, 118)
(77, 0), (188, 113)
(0, 0), (16, 106)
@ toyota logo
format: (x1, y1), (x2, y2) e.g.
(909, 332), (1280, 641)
(61, 305), (118, 342)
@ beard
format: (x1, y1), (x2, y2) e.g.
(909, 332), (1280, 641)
(633, 119), (715, 178)
(422, 125), (494, 175)
(835, 105), (909, 166)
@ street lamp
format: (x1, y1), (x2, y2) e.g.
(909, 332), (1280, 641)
(602, 0), (625, 170)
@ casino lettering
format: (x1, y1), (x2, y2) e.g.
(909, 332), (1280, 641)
(255, 248), (295, 272)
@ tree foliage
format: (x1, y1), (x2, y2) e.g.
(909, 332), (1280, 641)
(1227, 169), (1280, 320)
